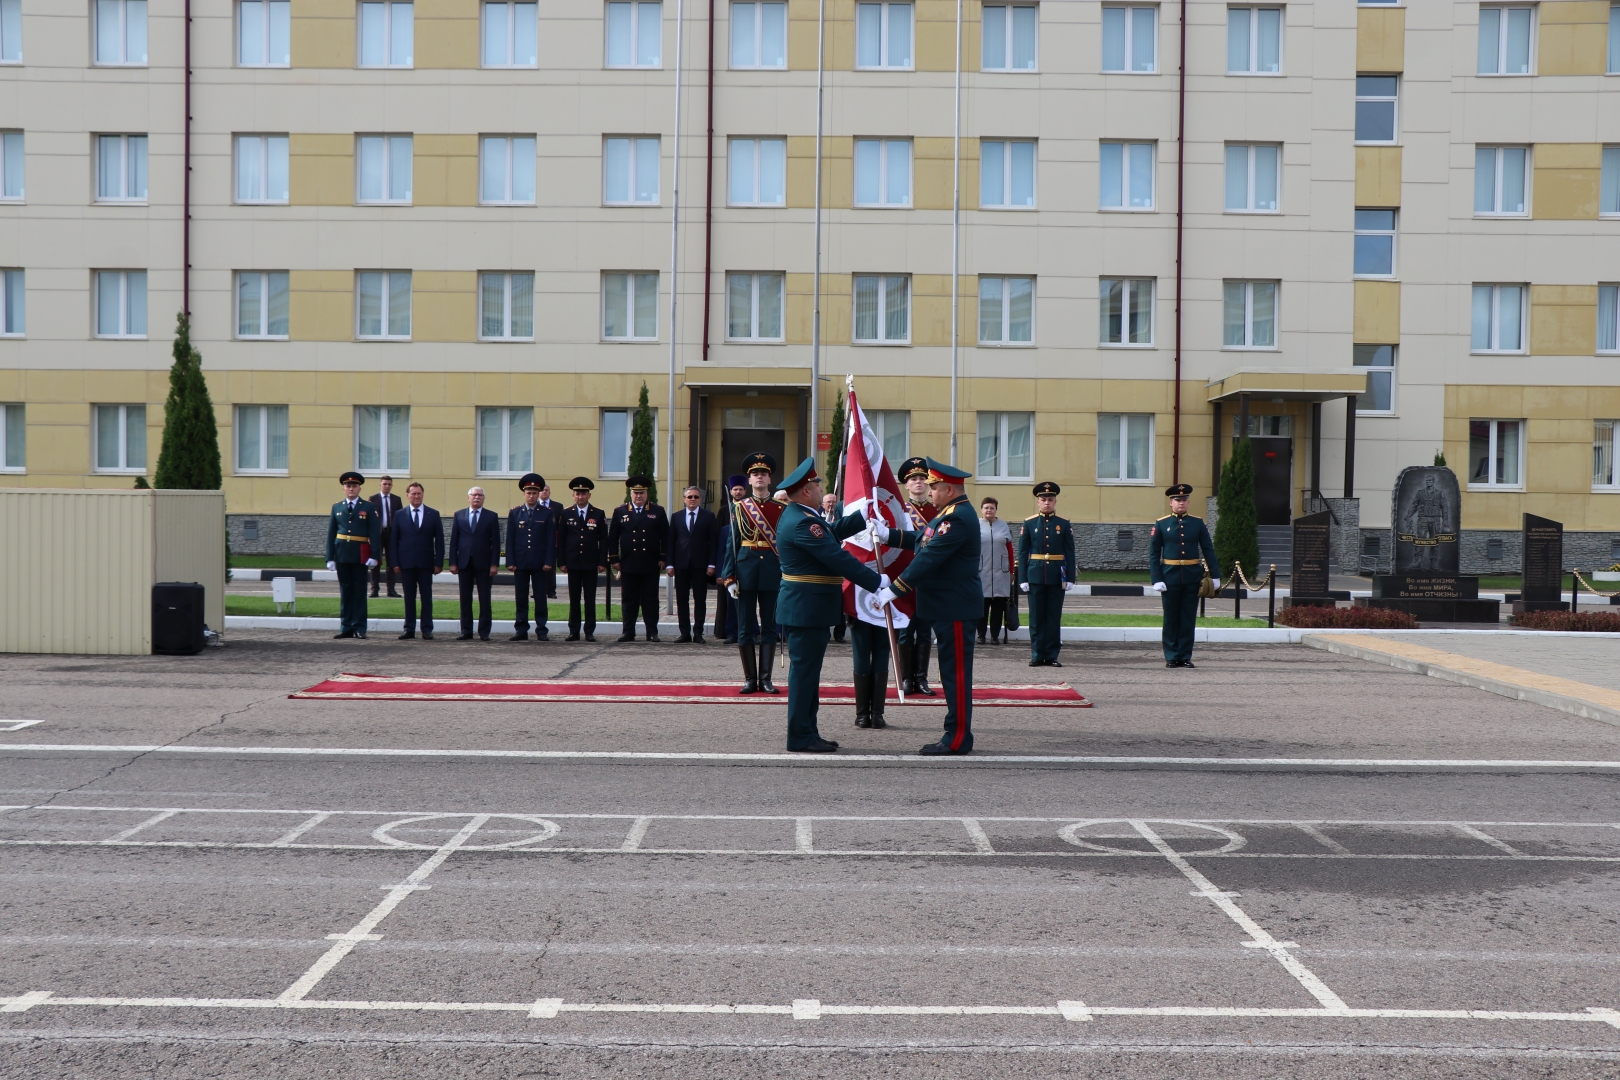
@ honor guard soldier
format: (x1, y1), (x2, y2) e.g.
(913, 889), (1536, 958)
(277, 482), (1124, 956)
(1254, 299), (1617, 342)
(607, 476), (669, 641)
(1018, 481), (1077, 667)
(326, 470), (382, 639)
(872, 459), (984, 755)
(719, 453), (785, 694)
(1150, 483), (1220, 668)
(775, 458), (887, 752)
(506, 473), (557, 641)
(894, 456), (940, 696)
(557, 477), (608, 641)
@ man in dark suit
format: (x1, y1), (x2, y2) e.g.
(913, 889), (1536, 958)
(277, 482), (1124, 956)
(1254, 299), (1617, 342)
(537, 483), (560, 599)
(506, 473), (556, 642)
(368, 475), (404, 599)
(712, 474), (746, 643)
(449, 486), (501, 640)
(666, 485), (718, 643)
(606, 475), (668, 642)
(556, 476), (608, 641)
(390, 481), (444, 639)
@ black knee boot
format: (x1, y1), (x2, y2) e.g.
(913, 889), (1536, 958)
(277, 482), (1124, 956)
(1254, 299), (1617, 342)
(898, 643), (917, 695)
(914, 636), (936, 696)
(870, 673), (888, 728)
(738, 644), (759, 694)
(758, 642), (780, 694)
(853, 674), (873, 728)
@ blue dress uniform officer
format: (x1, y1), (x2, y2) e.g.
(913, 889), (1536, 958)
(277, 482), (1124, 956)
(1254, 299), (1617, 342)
(506, 473), (557, 642)
(872, 459), (984, 755)
(557, 477), (608, 641)
(606, 476), (669, 641)
(1150, 483), (1220, 668)
(325, 471), (383, 639)
(719, 453), (785, 694)
(1018, 481), (1077, 667)
(775, 458), (886, 752)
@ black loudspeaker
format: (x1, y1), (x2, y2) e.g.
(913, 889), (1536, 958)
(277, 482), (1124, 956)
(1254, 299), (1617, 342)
(153, 582), (206, 655)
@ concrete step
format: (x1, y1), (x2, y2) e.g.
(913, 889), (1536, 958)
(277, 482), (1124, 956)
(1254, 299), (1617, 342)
(1257, 524), (1293, 577)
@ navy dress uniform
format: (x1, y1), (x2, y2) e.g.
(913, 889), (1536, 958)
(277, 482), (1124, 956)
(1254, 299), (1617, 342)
(894, 457), (940, 696)
(325, 471), (383, 639)
(878, 459), (984, 755)
(557, 477), (609, 641)
(506, 473), (557, 642)
(606, 476), (669, 641)
(1150, 483), (1219, 668)
(775, 459), (884, 752)
(1018, 481), (1077, 667)
(718, 453), (785, 694)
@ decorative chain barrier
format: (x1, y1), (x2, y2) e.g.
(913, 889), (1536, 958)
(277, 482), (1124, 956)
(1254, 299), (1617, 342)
(1572, 569), (1620, 599)
(1220, 561), (1276, 596)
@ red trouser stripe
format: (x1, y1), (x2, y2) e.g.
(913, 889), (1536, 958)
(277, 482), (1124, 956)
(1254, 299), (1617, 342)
(949, 620), (968, 750)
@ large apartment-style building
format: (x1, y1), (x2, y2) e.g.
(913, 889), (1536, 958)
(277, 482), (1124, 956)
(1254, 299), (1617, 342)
(1, 0), (1618, 569)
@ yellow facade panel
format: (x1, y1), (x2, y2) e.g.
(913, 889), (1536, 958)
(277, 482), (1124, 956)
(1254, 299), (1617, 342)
(914, 137), (956, 210)
(413, 135), (480, 206)
(1353, 280), (1401, 344)
(1529, 284), (1599, 355)
(289, 133), (355, 206)
(1355, 7), (1405, 72)
(289, 0), (356, 68)
(821, 136), (852, 208)
(787, 0), (820, 69)
(415, 0), (481, 68)
(289, 270), (356, 341)
(911, 274), (953, 346)
(1537, 1), (1610, 76)
(786, 136), (817, 209)
(1354, 146), (1402, 207)
(785, 272), (815, 344)
(824, 0), (855, 69)
(915, 0), (962, 72)
(1532, 143), (1602, 220)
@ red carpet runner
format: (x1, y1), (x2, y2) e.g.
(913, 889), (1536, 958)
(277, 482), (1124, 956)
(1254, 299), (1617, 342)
(292, 673), (1091, 707)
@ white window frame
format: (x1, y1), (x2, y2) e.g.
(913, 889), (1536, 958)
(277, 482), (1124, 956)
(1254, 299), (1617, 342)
(1099, 141), (1155, 210)
(94, 270), (147, 339)
(1474, 145), (1529, 217)
(0, 131), (20, 200)
(356, 134), (413, 205)
(730, 0), (786, 68)
(0, 268), (21, 336)
(1226, 6), (1282, 75)
(976, 411), (1034, 482)
(869, 409), (910, 464)
(476, 405), (535, 477)
(0, 0), (21, 63)
(603, 136), (661, 205)
(727, 137), (787, 206)
(1478, 5), (1534, 76)
(852, 274), (911, 344)
(95, 134), (148, 203)
(358, 0), (414, 67)
(355, 270), (413, 340)
(598, 406), (658, 478)
(0, 403), (22, 471)
(1467, 418), (1524, 489)
(479, 271), (535, 341)
(1100, 4), (1156, 73)
(1600, 146), (1619, 216)
(981, 4), (1037, 72)
(1096, 412), (1155, 485)
(978, 275), (1035, 346)
(726, 272), (786, 342)
(354, 405), (411, 474)
(1471, 283), (1526, 354)
(1611, 3), (1619, 74)
(235, 134), (290, 204)
(979, 139), (1036, 209)
(602, 271), (660, 341)
(605, 1), (663, 68)
(482, 1), (538, 67)
(480, 135), (536, 205)
(1353, 208), (1397, 279)
(1099, 277), (1155, 347)
(94, 404), (147, 473)
(1600, 284), (1619, 353)
(1595, 419), (1619, 491)
(235, 270), (290, 339)
(853, 138), (912, 207)
(234, 404), (290, 474)
(238, 0), (290, 67)
(1224, 143), (1280, 212)
(94, 0), (148, 66)
(1354, 75), (1399, 145)
(855, 1), (914, 70)
(1222, 280), (1277, 349)
(1353, 343), (1397, 415)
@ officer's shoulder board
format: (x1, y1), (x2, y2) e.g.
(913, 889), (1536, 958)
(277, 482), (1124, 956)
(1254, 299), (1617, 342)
(1156, 513), (1175, 521)
(1024, 513), (1039, 521)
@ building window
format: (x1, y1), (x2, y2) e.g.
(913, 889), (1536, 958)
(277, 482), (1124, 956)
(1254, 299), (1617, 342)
(728, 137), (786, 206)
(1353, 209), (1396, 278)
(980, 140), (1035, 208)
(477, 406), (534, 475)
(1101, 5), (1155, 72)
(606, 1), (662, 67)
(731, 1), (786, 67)
(0, 268), (21, 335)
(483, 1), (537, 66)
(1355, 76), (1397, 144)
(1228, 6), (1281, 74)
(359, 0), (413, 67)
(869, 409), (909, 463)
(853, 274), (910, 343)
(94, 404), (146, 472)
(1224, 143), (1279, 212)
(356, 271), (412, 340)
(95, 271), (147, 338)
(1359, 0), (1397, 5)
(599, 406), (656, 477)
(1478, 6), (1532, 75)
(603, 271), (659, 340)
(976, 411), (1032, 481)
(604, 136), (660, 204)
(357, 135), (412, 204)
(238, 0), (290, 66)
(1600, 285), (1619, 352)
(1596, 420), (1619, 489)
(856, 2), (913, 68)
(236, 134), (289, 203)
(480, 272), (535, 340)
(1612, 4), (1619, 73)
(96, 134), (148, 202)
(1474, 146), (1528, 216)
(356, 405), (410, 472)
(1471, 284), (1525, 353)
(95, 0), (148, 65)
(1601, 146), (1619, 216)
(1468, 419), (1522, 488)
(979, 276), (1034, 345)
(1223, 280), (1276, 348)
(1099, 141), (1153, 209)
(1099, 277), (1153, 345)
(0, 131), (20, 199)
(0, 0), (20, 62)
(0, 403), (22, 470)
(235, 405), (289, 473)
(854, 138), (912, 207)
(1097, 413), (1153, 483)
(982, 4), (1036, 71)
(236, 271), (289, 339)
(1353, 343), (1396, 413)
(727, 272), (785, 341)
(480, 136), (536, 204)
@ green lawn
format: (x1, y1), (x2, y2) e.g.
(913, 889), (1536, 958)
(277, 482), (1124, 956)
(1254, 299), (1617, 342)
(1060, 613), (1268, 628)
(230, 555), (330, 569)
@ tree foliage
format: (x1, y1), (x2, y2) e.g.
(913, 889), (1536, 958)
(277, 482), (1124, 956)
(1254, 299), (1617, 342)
(826, 389), (846, 495)
(1215, 436), (1259, 580)
(626, 380), (657, 504)
(152, 313), (222, 490)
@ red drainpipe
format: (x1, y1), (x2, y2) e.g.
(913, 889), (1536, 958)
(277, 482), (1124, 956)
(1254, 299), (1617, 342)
(699, 0), (716, 361)
(183, 0), (192, 315)
(1171, 0), (1187, 483)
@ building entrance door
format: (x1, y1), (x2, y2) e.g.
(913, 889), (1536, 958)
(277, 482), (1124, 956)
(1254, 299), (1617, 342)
(721, 413), (786, 484)
(1249, 437), (1293, 525)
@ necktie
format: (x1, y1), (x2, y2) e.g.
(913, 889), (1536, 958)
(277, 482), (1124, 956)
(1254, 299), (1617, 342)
(471, 510), (478, 529)
(688, 511), (695, 529)
(413, 508), (420, 528)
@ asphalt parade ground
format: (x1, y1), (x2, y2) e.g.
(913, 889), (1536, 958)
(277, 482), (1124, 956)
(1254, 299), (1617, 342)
(3, 631), (1620, 1078)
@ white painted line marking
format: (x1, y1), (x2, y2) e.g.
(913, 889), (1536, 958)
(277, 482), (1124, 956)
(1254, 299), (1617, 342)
(102, 810), (179, 844)
(1132, 820), (1350, 1014)
(1057, 999), (1092, 1022)
(276, 815), (489, 1006)
(1586, 1007), (1620, 1029)
(620, 817), (652, 852)
(1243, 940), (1298, 949)
(0, 721), (43, 733)
(271, 811), (333, 847)
(1296, 823), (1350, 854)
(792, 998), (822, 1020)
(962, 819), (995, 854)
(1455, 824), (1527, 856)
(0, 991), (50, 1013)
(528, 998), (563, 1019)
(795, 819), (814, 854)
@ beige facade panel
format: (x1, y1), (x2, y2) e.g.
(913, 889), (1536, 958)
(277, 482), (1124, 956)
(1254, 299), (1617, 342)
(153, 491), (229, 634)
(786, 136), (817, 209)
(1529, 284), (1599, 356)
(290, 0), (357, 68)
(1355, 8), (1405, 73)
(785, 273), (815, 344)
(911, 274), (954, 346)
(414, 135), (481, 206)
(787, 0), (820, 70)
(915, 0), (978, 73)
(413, 271), (479, 342)
(1532, 143), (1602, 220)
(821, 273), (852, 344)
(1537, 1), (1611, 76)
(821, 136), (854, 209)
(1354, 146), (1402, 207)
(289, 270), (357, 342)
(823, 0), (856, 70)
(289, 134), (357, 207)
(416, 0), (482, 68)
(1353, 280), (1401, 344)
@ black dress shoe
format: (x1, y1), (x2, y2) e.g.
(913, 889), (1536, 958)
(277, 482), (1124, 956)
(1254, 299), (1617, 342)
(585, 633), (596, 642)
(918, 740), (969, 756)
(387, 591), (401, 598)
(398, 631), (415, 640)
(1180, 660), (1196, 668)
(479, 635), (490, 641)
(1028, 659), (1041, 666)
(693, 634), (705, 644)
(510, 632), (529, 641)
(355, 631), (367, 639)
(646, 634), (660, 642)
(536, 631), (549, 640)
(457, 633), (475, 640)
(1166, 660), (1179, 667)
(790, 739), (839, 753)
(565, 633), (581, 641)
(421, 632), (434, 640)
(333, 631), (354, 639)
(369, 591), (379, 599)
(1047, 660), (1063, 667)
(676, 634), (692, 644)
(617, 633), (636, 642)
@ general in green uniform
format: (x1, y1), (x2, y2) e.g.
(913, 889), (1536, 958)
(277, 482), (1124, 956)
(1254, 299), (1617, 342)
(325, 470), (384, 639)
(1148, 483), (1219, 668)
(1017, 481), (1076, 667)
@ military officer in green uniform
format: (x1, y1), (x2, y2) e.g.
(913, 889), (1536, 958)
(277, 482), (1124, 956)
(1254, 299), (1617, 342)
(1017, 481), (1077, 667)
(325, 470), (383, 639)
(775, 458), (887, 752)
(1149, 483), (1220, 668)
(872, 459), (983, 755)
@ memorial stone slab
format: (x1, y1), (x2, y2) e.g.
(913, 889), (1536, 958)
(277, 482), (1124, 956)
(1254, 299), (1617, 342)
(1285, 510), (1335, 608)
(1514, 513), (1568, 614)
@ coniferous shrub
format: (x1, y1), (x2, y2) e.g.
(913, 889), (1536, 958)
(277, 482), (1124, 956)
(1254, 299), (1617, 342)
(626, 380), (657, 504)
(1214, 437), (1259, 582)
(152, 313), (222, 490)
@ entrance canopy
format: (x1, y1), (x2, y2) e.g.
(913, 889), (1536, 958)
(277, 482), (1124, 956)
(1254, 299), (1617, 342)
(1205, 368), (1367, 403)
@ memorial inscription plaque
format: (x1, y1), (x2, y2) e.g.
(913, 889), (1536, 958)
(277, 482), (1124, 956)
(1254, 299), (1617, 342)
(1286, 510), (1335, 607)
(1358, 465), (1500, 623)
(1515, 513), (1568, 613)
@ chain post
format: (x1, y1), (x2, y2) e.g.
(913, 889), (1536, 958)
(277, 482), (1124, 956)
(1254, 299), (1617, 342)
(1267, 564), (1276, 627)
(1572, 567), (1579, 613)
(1234, 562), (1242, 620)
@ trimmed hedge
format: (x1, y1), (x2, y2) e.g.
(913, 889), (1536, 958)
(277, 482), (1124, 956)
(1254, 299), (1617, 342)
(1276, 605), (1419, 629)
(1510, 610), (1620, 633)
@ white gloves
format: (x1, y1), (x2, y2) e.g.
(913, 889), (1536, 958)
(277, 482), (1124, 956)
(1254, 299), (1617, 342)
(727, 582), (740, 599)
(1062, 582), (1074, 592)
(326, 561), (336, 572)
(364, 558), (378, 568)
(1151, 581), (1167, 593)
(1019, 582), (1030, 594)
(878, 573), (890, 590)
(872, 586), (898, 608)
(1211, 578), (1221, 590)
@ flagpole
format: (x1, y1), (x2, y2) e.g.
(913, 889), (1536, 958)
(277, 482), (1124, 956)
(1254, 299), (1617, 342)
(847, 378), (906, 705)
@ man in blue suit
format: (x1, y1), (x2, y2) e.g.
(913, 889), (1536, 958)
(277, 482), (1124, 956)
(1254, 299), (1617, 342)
(390, 481), (444, 639)
(449, 486), (501, 640)
(506, 472), (556, 642)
